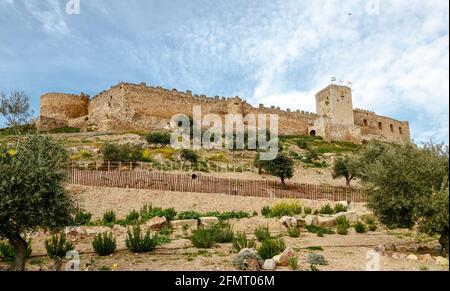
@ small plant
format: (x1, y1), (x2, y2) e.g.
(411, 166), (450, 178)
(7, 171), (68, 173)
(368, 223), (378, 232)
(92, 232), (116, 256)
(318, 204), (335, 215)
(307, 253), (327, 265)
(255, 226), (271, 242)
(252, 210), (258, 216)
(363, 215), (376, 225)
(269, 202), (302, 218)
(232, 249), (264, 270)
(45, 233), (74, 259)
(257, 238), (286, 260)
(190, 228), (217, 249)
(232, 233), (256, 252)
(102, 210), (117, 224)
(73, 209), (92, 226)
(317, 230), (324, 237)
(307, 264), (320, 271)
(159, 226), (173, 236)
(125, 225), (157, 253)
(213, 223), (235, 243)
(126, 210), (140, 223)
(313, 209), (320, 215)
(336, 216), (350, 235)
(287, 225), (301, 238)
(155, 234), (171, 244)
(306, 225), (335, 235)
(146, 132), (171, 147)
(177, 211), (201, 220)
(180, 149), (198, 164)
(334, 203), (348, 214)
(215, 211), (251, 220)
(354, 222), (367, 233)
(139, 204), (153, 218)
(304, 207), (312, 215)
(261, 206), (271, 217)
(288, 257), (299, 270)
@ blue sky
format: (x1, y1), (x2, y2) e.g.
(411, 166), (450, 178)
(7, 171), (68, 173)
(0, 0), (448, 143)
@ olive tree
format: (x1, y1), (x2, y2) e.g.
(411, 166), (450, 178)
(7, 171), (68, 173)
(332, 155), (361, 187)
(0, 135), (75, 271)
(263, 153), (295, 186)
(0, 91), (33, 134)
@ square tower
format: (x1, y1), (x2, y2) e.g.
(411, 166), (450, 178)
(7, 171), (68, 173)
(315, 84), (354, 125)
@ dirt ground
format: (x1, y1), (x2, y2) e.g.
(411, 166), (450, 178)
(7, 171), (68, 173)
(1, 186), (447, 272)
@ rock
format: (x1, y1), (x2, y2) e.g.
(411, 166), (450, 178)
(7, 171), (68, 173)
(282, 247), (296, 258)
(112, 224), (127, 234)
(305, 215), (319, 226)
(262, 259), (276, 270)
(245, 258), (261, 271)
(280, 216), (297, 228)
(407, 254), (418, 261)
(84, 226), (110, 236)
(418, 254), (434, 263)
(233, 248), (264, 271)
(273, 255), (289, 266)
(199, 217), (219, 228)
(146, 216), (168, 231)
(435, 256), (449, 266)
(317, 216), (337, 227)
(337, 201), (349, 208)
(384, 243), (397, 252)
(170, 219), (198, 237)
(391, 252), (406, 260)
(333, 211), (359, 223)
(295, 216), (307, 227)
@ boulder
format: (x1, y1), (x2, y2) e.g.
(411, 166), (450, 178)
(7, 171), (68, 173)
(435, 256), (449, 266)
(273, 255), (289, 266)
(295, 216), (307, 227)
(145, 216), (168, 231)
(305, 215), (319, 226)
(337, 201), (349, 208)
(199, 217), (219, 228)
(280, 216), (297, 228)
(282, 247), (296, 258)
(245, 258), (261, 271)
(418, 254), (434, 263)
(333, 211), (359, 223)
(84, 226), (111, 236)
(391, 252), (406, 260)
(170, 219), (198, 237)
(406, 254), (418, 261)
(262, 259), (276, 270)
(317, 216), (337, 228)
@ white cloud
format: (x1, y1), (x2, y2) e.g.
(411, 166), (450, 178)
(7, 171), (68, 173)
(23, 0), (70, 36)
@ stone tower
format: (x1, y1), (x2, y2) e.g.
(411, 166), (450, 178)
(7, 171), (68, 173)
(315, 84), (354, 125)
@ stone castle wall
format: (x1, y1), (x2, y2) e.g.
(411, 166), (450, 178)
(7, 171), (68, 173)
(38, 82), (411, 145)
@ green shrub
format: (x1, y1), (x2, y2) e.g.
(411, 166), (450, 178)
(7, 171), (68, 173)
(49, 127), (80, 134)
(269, 202), (302, 218)
(313, 209), (320, 215)
(0, 240), (32, 262)
(73, 210), (92, 226)
(45, 233), (74, 258)
(307, 253), (327, 265)
(336, 224), (349, 235)
(126, 210), (140, 223)
(261, 206), (271, 217)
(334, 203), (348, 214)
(288, 257), (299, 270)
(146, 132), (171, 147)
(101, 142), (143, 162)
(306, 225), (335, 235)
(296, 139), (309, 150)
(317, 230), (324, 237)
(354, 222), (367, 233)
(177, 211), (201, 220)
(257, 238), (286, 260)
(304, 207), (312, 215)
(180, 149), (198, 164)
(125, 225), (157, 253)
(139, 204), (153, 218)
(102, 210), (117, 224)
(287, 226), (301, 238)
(232, 233), (256, 252)
(368, 223), (378, 232)
(363, 215), (376, 225)
(155, 234), (171, 244)
(211, 211), (251, 220)
(92, 232), (116, 256)
(190, 228), (217, 249)
(148, 207), (177, 221)
(255, 226), (271, 242)
(318, 204), (335, 215)
(213, 223), (234, 243)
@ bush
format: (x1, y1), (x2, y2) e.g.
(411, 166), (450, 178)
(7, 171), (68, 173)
(143, 207), (177, 221)
(304, 207), (312, 215)
(288, 257), (299, 270)
(368, 224), (378, 232)
(334, 203), (348, 214)
(191, 228), (217, 249)
(92, 232), (117, 256)
(336, 216), (350, 235)
(180, 149), (198, 164)
(354, 222), (367, 233)
(296, 139), (309, 150)
(317, 230), (324, 237)
(45, 233), (74, 259)
(261, 206), (271, 217)
(336, 224), (349, 235)
(126, 210), (140, 223)
(100, 142), (143, 162)
(306, 225), (335, 235)
(363, 215), (376, 225)
(73, 210), (92, 226)
(102, 210), (117, 224)
(146, 132), (171, 147)
(318, 204), (335, 215)
(232, 233), (256, 252)
(0, 240), (32, 262)
(255, 226), (271, 242)
(257, 238), (286, 260)
(125, 225), (157, 253)
(307, 253), (327, 265)
(287, 225), (301, 238)
(213, 223), (234, 243)
(268, 202), (302, 218)
(313, 209), (320, 215)
(177, 211), (201, 220)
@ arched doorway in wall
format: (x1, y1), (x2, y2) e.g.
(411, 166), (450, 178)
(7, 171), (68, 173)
(309, 130), (316, 137)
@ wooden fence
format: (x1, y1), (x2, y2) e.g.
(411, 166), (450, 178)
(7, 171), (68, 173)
(67, 168), (367, 202)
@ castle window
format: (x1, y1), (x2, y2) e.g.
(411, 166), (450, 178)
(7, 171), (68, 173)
(310, 130), (316, 137)
(390, 124), (394, 132)
(363, 119), (368, 126)
(399, 127), (403, 135)
(378, 122), (382, 130)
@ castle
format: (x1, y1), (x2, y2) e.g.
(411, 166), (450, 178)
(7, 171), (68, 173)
(38, 82), (411, 144)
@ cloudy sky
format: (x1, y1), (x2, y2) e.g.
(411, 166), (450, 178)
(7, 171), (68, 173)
(0, 0), (448, 143)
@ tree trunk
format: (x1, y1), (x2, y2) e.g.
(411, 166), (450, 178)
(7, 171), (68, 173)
(439, 232), (449, 256)
(346, 179), (351, 187)
(8, 233), (27, 271)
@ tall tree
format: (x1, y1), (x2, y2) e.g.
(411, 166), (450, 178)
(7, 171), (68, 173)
(0, 135), (75, 271)
(0, 91), (33, 134)
(263, 153), (295, 186)
(332, 155), (361, 187)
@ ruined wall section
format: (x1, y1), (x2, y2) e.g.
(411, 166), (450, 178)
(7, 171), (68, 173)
(354, 109), (411, 144)
(39, 93), (89, 130)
